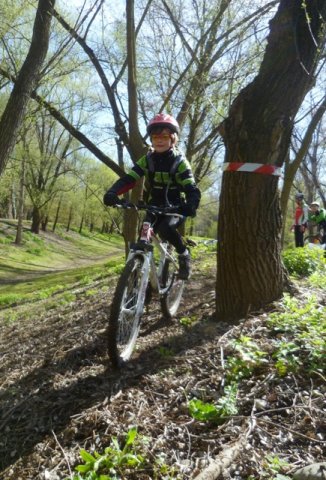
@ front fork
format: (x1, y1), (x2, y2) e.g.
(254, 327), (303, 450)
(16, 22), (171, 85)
(127, 251), (151, 318)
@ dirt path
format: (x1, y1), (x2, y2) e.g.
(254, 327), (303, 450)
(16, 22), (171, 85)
(0, 258), (324, 480)
(0, 252), (119, 285)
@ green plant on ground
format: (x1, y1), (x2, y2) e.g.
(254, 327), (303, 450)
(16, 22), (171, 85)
(0, 293), (22, 307)
(282, 246), (324, 277)
(69, 427), (145, 479)
(34, 285), (65, 300)
(61, 292), (76, 303)
(67, 427), (181, 480)
(268, 294), (325, 375)
(179, 315), (197, 326)
(158, 346), (175, 357)
(273, 341), (301, 376)
(247, 454), (291, 480)
(102, 258), (125, 276)
(2, 310), (19, 325)
(308, 267), (326, 288)
(85, 289), (98, 297)
(0, 234), (15, 244)
(225, 335), (269, 382)
(192, 242), (216, 273)
(188, 383), (238, 423)
(261, 454), (291, 479)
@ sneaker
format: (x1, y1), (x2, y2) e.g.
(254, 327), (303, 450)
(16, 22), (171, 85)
(178, 250), (191, 280)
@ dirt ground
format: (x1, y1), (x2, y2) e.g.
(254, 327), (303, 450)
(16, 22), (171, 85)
(0, 257), (325, 480)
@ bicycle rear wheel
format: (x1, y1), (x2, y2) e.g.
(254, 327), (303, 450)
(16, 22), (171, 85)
(160, 256), (185, 319)
(304, 235), (322, 246)
(108, 256), (145, 368)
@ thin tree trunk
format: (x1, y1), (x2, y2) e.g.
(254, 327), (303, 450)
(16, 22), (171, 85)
(15, 157), (26, 245)
(7, 185), (15, 219)
(79, 213), (84, 234)
(52, 197), (62, 232)
(66, 205), (73, 232)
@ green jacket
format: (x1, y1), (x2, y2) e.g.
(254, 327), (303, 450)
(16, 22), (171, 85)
(108, 148), (201, 208)
(309, 208), (326, 225)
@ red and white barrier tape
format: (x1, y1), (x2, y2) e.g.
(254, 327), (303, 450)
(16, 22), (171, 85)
(223, 162), (282, 176)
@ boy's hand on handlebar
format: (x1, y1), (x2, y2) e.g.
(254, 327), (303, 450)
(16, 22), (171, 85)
(103, 192), (119, 206)
(104, 192), (129, 207)
(180, 204), (197, 218)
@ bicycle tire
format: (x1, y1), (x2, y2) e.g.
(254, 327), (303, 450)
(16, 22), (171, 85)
(304, 235), (322, 246)
(160, 257), (185, 319)
(108, 256), (145, 368)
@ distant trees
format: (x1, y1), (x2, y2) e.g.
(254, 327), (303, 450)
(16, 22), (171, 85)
(281, 93), (326, 237)
(0, 0), (323, 311)
(0, 1), (278, 236)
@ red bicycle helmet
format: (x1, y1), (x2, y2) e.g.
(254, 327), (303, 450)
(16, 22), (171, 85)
(147, 113), (180, 135)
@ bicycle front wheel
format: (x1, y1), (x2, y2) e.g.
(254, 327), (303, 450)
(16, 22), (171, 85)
(160, 257), (185, 319)
(108, 256), (145, 368)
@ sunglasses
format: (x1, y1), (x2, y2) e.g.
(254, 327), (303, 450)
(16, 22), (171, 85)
(151, 134), (171, 140)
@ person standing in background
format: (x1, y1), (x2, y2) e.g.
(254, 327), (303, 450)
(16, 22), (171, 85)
(292, 192), (308, 247)
(308, 201), (326, 252)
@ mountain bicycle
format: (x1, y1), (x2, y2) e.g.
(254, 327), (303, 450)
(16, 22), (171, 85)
(304, 225), (325, 247)
(107, 203), (186, 368)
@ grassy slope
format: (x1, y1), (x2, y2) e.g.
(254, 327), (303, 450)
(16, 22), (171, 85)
(0, 220), (125, 304)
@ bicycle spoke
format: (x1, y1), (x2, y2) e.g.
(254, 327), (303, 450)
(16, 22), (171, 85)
(160, 255), (185, 318)
(108, 257), (145, 367)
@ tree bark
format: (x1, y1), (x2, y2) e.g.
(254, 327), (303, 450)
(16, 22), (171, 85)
(216, 0), (326, 321)
(52, 197), (62, 232)
(66, 206), (73, 232)
(31, 207), (42, 234)
(0, 0), (55, 176)
(41, 215), (48, 232)
(15, 156), (26, 245)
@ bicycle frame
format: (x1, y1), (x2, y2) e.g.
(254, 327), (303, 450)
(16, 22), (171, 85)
(108, 203), (186, 367)
(127, 218), (179, 298)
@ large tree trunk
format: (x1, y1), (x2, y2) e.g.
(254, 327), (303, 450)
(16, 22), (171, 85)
(0, 0), (55, 176)
(216, 0), (326, 321)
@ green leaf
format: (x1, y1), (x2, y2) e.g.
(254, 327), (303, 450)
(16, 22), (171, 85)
(80, 449), (96, 463)
(188, 399), (220, 422)
(75, 464), (91, 473)
(125, 426), (138, 446)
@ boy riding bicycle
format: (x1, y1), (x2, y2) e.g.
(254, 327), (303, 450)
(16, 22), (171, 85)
(103, 113), (201, 280)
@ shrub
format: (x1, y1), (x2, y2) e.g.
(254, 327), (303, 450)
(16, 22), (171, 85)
(282, 247), (324, 277)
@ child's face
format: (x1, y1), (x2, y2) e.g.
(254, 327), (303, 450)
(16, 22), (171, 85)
(151, 128), (173, 153)
(310, 205), (319, 213)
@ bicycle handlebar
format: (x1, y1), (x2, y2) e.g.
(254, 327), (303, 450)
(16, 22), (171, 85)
(112, 201), (184, 218)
